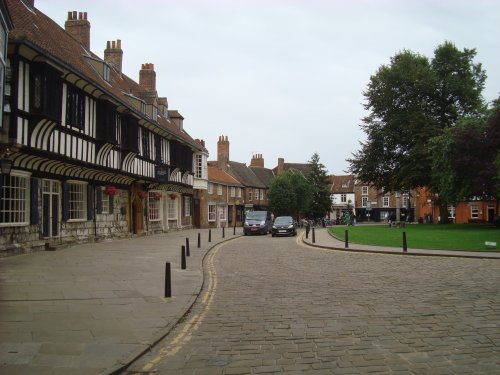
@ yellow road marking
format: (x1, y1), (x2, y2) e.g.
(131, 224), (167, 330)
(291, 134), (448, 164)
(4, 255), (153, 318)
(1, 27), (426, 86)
(139, 241), (227, 372)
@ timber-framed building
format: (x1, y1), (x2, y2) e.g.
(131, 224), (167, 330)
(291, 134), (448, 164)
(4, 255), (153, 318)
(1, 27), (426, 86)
(1, 0), (208, 254)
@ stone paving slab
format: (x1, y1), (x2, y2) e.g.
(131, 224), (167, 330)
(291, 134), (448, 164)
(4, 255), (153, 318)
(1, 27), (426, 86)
(0, 228), (240, 375)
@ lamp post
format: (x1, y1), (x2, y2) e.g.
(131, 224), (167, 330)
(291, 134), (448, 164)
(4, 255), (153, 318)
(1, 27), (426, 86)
(0, 148), (13, 175)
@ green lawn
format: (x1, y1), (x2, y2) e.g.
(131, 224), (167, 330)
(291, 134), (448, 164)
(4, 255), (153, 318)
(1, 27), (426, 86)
(328, 224), (500, 251)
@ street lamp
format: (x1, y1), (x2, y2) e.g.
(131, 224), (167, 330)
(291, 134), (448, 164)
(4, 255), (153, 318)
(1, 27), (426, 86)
(0, 148), (13, 175)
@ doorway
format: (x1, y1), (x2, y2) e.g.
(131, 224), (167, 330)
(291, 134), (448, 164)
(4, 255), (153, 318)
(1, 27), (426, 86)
(42, 180), (60, 238)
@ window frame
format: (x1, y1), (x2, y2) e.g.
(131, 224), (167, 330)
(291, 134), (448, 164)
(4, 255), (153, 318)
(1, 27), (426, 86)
(470, 203), (478, 219)
(67, 180), (87, 222)
(208, 203), (216, 222)
(0, 171), (31, 226)
(148, 191), (162, 221)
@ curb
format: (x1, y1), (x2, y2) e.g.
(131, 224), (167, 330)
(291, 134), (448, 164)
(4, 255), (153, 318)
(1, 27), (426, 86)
(104, 234), (243, 375)
(301, 230), (500, 260)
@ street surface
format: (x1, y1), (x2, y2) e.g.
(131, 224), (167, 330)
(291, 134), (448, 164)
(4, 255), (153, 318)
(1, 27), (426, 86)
(123, 234), (500, 374)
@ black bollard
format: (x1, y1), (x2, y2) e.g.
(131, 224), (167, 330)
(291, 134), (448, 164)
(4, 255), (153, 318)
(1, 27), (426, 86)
(197, 232), (201, 248)
(209, 229), (212, 242)
(403, 231), (407, 252)
(345, 229), (349, 248)
(312, 227), (316, 243)
(222, 226), (225, 238)
(164, 262), (172, 298)
(186, 238), (190, 257)
(181, 245), (186, 269)
(233, 224), (236, 235)
(306, 224), (310, 239)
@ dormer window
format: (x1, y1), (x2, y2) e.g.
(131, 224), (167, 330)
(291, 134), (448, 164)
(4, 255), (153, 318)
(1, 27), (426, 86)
(164, 105), (168, 118)
(152, 105), (158, 121)
(103, 63), (110, 83)
(141, 101), (146, 115)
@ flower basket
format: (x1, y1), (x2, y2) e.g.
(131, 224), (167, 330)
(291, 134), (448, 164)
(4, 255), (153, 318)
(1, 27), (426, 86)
(104, 186), (118, 196)
(154, 192), (163, 199)
(169, 193), (177, 200)
(138, 191), (148, 199)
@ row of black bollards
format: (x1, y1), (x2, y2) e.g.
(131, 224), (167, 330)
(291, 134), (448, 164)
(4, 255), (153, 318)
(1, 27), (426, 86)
(166, 227), (239, 298)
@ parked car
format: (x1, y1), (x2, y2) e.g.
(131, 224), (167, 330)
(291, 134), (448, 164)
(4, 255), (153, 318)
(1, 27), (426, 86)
(243, 211), (272, 235)
(271, 216), (297, 237)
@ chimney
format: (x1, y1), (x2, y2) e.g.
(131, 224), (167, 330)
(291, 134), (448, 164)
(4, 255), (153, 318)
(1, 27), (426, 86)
(195, 139), (206, 148)
(250, 153), (264, 168)
(65, 11), (91, 50)
(277, 157), (285, 175)
(104, 39), (123, 72)
(217, 135), (229, 163)
(139, 63), (156, 93)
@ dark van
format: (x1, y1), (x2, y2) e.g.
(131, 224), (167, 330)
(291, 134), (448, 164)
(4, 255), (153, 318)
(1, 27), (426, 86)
(243, 211), (272, 235)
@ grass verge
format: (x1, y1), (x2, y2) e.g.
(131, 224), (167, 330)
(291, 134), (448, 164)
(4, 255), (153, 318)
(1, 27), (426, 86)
(328, 224), (500, 251)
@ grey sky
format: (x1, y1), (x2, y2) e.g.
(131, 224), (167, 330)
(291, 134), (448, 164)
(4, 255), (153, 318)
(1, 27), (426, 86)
(36, 0), (500, 174)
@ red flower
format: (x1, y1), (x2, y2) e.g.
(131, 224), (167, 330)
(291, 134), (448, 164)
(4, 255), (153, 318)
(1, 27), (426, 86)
(104, 186), (118, 196)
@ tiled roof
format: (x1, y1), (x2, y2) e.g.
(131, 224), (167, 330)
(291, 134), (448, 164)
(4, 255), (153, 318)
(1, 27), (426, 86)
(250, 166), (275, 186)
(208, 166), (242, 186)
(272, 162), (311, 177)
(6, 0), (205, 152)
(330, 175), (355, 193)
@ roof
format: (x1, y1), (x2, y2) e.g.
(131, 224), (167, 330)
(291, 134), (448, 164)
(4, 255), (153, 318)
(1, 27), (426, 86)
(208, 166), (242, 186)
(6, 0), (205, 153)
(272, 162), (311, 177)
(250, 166), (275, 186)
(329, 175), (355, 193)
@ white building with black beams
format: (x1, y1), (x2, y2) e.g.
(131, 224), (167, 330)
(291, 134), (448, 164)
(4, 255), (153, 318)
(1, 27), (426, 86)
(0, 0), (208, 254)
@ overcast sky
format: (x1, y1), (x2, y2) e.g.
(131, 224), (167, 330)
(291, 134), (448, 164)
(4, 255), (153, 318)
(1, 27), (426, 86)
(36, 0), (500, 175)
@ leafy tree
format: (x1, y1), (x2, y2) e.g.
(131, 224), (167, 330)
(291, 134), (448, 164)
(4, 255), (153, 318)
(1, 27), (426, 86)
(348, 42), (487, 194)
(268, 171), (312, 219)
(307, 153), (331, 218)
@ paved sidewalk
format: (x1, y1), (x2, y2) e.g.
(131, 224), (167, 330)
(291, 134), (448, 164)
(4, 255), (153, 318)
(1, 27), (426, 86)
(302, 226), (500, 259)
(0, 228), (241, 375)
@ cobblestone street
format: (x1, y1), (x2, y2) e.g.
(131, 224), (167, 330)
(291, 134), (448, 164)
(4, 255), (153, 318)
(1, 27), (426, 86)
(124, 234), (500, 374)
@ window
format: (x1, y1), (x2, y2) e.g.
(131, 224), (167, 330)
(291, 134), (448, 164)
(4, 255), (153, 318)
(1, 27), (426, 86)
(0, 25), (6, 127)
(0, 172), (30, 225)
(342, 181), (348, 188)
(103, 64), (110, 82)
(168, 197), (177, 219)
(66, 85), (85, 130)
(208, 203), (216, 222)
(255, 189), (259, 201)
(217, 184), (222, 195)
(68, 181), (87, 221)
(148, 192), (161, 221)
(208, 183), (213, 194)
(341, 194), (347, 203)
(383, 196), (389, 207)
(362, 197), (368, 207)
(230, 187), (235, 197)
(115, 114), (122, 146)
(248, 190), (252, 202)
(101, 187), (110, 214)
(362, 186), (368, 195)
(402, 194), (409, 208)
(471, 203), (478, 219)
(448, 204), (455, 219)
(218, 205), (226, 221)
(184, 196), (191, 217)
(237, 188), (242, 198)
(195, 154), (203, 179)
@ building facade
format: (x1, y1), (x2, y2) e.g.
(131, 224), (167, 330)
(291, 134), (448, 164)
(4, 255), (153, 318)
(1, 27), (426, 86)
(0, 0), (208, 255)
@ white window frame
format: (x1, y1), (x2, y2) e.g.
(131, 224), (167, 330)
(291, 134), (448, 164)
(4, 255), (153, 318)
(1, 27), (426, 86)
(208, 183), (213, 194)
(168, 197), (177, 220)
(255, 188), (259, 200)
(248, 190), (252, 202)
(101, 187), (110, 214)
(470, 203), (478, 219)
(184, 196), (191, 217)
(341, 194), (347, 203)
(362, 186), (368, 195)
(217, 184), (222, 196)
(237, 188), (242, 198)
(208, 203), (216, 222)
(448, 204), (455, 219)
(218, 205), (226, 222)
(383, 196), (389, 207)
(195, 154), (203, 179)
(148, 191), (162, 221)
(362, 196), (368, 207)
(67, 180), (87, 222)
(230, 186), (235, 198)
(0, 170), (30, 226)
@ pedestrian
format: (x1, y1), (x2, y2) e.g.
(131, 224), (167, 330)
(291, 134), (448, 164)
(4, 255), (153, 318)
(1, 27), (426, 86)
(345, 212), (350, 226)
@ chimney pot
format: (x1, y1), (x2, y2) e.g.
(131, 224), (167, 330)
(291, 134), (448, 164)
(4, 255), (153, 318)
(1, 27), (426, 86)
(65, 10), (91, 50)
(104, 39), (123, 73)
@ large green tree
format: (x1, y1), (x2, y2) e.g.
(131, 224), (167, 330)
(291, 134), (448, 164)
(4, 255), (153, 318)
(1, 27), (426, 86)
(307, 153), (331, 218)
(430, 98), (500, 215)
(348, 42), (487, 193)
(268, 171), (312, 219)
